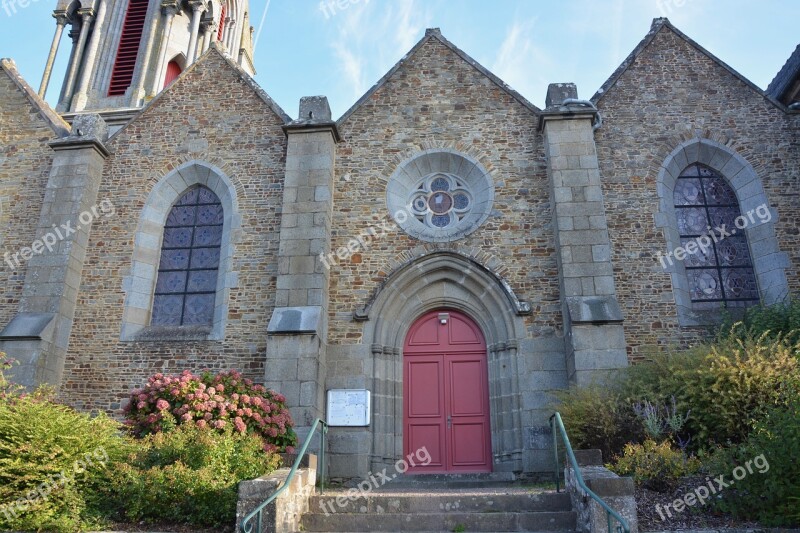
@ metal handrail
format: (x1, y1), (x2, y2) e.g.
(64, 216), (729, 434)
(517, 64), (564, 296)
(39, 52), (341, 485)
(241, 418), (328, 533)
(550, 412), (630, 533)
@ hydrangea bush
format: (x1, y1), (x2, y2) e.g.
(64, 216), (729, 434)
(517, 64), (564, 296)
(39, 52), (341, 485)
(123, 369), (297, 453)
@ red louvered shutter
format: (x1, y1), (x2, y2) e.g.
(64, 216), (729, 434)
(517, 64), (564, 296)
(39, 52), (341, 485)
(217, 4), (226, 41)
(108, 0), (148, 96)
(163, 61), (182, 88)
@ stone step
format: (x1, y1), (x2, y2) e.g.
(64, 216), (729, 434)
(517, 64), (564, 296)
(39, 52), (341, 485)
(301, 510), (577, 532)
(309, 491), (571, 514)
(378, 471), (518, 489)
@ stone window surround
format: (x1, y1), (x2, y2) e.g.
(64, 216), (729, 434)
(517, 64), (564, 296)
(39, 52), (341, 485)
(656, 138), (790, 326)
(386, 148), (495, 243)
(120, 161), (241, 341)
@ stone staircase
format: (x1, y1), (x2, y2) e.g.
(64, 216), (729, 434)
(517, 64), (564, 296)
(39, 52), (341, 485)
(296, 474), (577, 533)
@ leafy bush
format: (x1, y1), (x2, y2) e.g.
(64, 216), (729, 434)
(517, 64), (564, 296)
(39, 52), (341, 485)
(105, 422), (281, 527)
(610, 439), (701, 492)
(124, 369), (297, 453)
(720, 299), (800, 344)
(676, 335), (799, 447)
(0, 387), (130, 532)
(707, 399), (800, 526)
(552, 384), (643, 461)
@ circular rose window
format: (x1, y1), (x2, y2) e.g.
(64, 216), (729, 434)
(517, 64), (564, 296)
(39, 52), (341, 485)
(408, 173), (473, 229)
(386, 149), (493, 242)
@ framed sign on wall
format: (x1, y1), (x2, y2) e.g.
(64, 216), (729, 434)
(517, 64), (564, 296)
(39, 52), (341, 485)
(326, 389), (371, 427)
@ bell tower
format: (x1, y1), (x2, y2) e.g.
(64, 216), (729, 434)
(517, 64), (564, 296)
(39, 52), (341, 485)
(41, 0), (255, 116)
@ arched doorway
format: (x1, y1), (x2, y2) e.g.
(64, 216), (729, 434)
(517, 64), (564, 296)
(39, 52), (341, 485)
(403, 309), (492, 473)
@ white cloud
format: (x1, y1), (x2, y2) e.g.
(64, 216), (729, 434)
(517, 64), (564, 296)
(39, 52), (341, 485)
(491, 18), (553, 104)
(324, 0), (433, 101)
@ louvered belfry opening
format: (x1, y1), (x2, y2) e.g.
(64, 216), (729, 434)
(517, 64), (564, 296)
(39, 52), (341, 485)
(217, 4), (227, 41)
(108, 0), (149, 96)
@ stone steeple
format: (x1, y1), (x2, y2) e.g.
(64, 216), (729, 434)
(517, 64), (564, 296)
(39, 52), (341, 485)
(42, 0), (255, 115)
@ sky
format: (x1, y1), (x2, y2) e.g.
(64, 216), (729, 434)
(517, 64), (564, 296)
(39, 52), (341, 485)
(0, 0), (797, 119)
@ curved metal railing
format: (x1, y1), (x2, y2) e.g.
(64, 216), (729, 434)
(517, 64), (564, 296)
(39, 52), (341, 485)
(241, 418), (328, 533)
(550, 412), (630, 533)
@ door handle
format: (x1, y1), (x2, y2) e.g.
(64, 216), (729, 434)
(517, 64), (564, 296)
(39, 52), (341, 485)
(447, 415), (452, 428)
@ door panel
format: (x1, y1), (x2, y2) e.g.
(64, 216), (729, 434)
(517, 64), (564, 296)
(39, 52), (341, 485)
(407, 360), (442, 417)
(404, 310), (491, 473)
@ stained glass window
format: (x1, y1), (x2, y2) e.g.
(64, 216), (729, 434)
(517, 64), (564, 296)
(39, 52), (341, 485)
(673, 164), (759, 309)
(152, 186), (223, 326)
(408, 173), (472, 230)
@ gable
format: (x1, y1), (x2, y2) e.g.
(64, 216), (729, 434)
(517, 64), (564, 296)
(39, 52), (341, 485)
(593, 19), (783, 111)
(0, 58), (70, 138)
(108, 45), (290, 146)
(338, 29), (539, 125)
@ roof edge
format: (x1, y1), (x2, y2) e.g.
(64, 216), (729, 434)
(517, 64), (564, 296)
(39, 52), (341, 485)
(767, 43), (800, 101)
(591, 18), (787, 112)
(0, 58), (71, 137)
(337, 28), (540, 125)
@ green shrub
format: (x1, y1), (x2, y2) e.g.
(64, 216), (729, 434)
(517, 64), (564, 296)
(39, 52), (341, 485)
(552, 384), (643, 461)
(124, 369), (298, 453)
(0, 389), (131, 533)
(707, 399), (800, 526)
(677, 336), (799, 447)
(720, 299), (800, 344)
(106, 421), (281, 527)
(609, 439), (700, 492)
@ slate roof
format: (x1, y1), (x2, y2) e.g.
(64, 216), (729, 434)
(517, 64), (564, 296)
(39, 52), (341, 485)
(767, 43), (800, 102)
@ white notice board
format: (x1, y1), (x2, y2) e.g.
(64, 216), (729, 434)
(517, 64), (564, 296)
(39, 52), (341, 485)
(326, 389), (371, 427)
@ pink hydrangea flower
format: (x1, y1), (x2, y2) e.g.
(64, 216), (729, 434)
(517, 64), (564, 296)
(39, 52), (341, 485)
(234, 417), (246, 433)
(155, 399), (170, 411)
(196, 419), (207, 429)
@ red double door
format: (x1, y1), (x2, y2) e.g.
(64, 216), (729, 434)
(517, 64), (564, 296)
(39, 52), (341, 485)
(403, 310), (492, 473)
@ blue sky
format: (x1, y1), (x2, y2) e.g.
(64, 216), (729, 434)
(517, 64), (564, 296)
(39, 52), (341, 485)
(1, 0), (797, 118)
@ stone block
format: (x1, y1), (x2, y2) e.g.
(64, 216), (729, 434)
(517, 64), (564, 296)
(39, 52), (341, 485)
(268, 306), (323, 335)
(566, 296), (623, 324)
(545, 83), (578, 108)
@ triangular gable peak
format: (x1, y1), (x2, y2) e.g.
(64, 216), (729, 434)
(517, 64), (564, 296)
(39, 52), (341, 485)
(108, 44), (290, 144)
(592, 18), (786, 111)
(0, 59), (70, 137)
(338, 28), (540, 125)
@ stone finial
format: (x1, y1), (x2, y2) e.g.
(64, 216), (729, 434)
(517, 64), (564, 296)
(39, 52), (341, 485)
(299, 96), (332, 122)
(545, 83), (579, 108)
(425, 28), (442, 36)
(69, 113), (109, 142)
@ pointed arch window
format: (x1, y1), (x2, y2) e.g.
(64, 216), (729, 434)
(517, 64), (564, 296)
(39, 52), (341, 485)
(152, 186), (223, 326)
(673, 164), (759, 309)
(163, 60), (182, 88)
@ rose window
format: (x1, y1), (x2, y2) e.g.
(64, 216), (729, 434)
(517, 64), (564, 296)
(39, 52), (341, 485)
(408, 173), (473, 229)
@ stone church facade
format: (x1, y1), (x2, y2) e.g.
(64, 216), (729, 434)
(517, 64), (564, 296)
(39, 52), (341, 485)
(0, 0), (798, 478)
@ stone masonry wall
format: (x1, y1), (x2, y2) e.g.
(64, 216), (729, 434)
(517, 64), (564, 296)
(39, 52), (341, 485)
(331, 37), (561, 345)
(595, 25), (800, 361)
(0, 69), (61, 329)
(58, 50), (289, 411)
